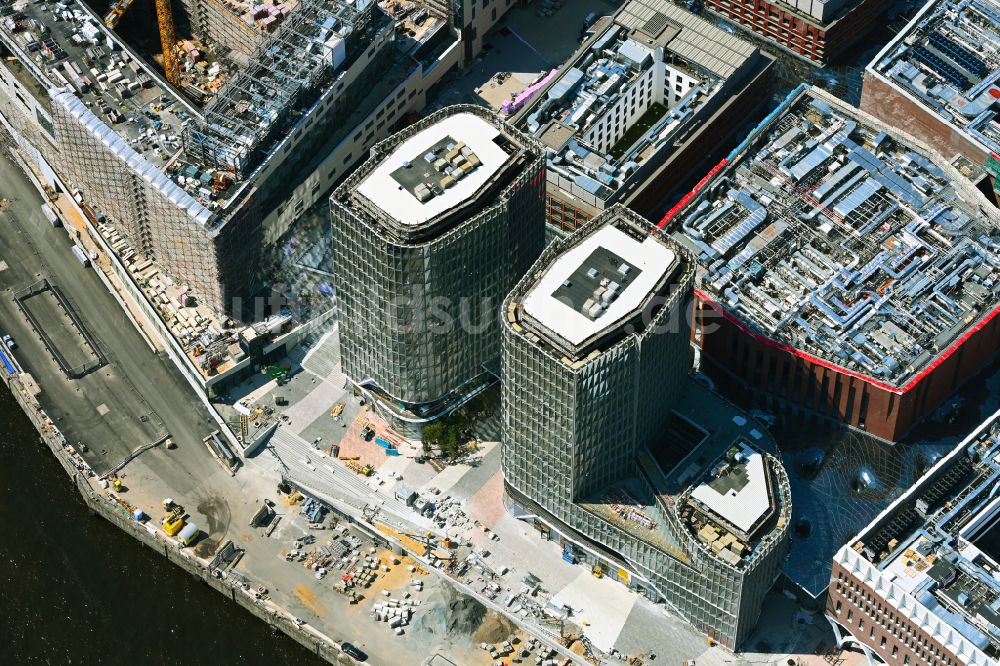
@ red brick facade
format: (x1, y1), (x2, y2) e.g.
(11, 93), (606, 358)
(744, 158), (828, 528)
(702, 0), (884, 64)
(695, 295), (1000, 441)
(861, 72), (992, 167)
(827, 561), (965, 665)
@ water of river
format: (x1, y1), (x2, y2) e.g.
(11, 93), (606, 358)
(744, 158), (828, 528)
(0, 386), (324, 665)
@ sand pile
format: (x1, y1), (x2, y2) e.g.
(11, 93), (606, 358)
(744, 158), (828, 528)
(472, 609), (517, 645)
(413, 583), (487, 636)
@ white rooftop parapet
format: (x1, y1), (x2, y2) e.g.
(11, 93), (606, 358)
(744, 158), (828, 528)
(355, 112), (510, 226)
(835, 544), (994, 666)
(522, 223), (675, 346)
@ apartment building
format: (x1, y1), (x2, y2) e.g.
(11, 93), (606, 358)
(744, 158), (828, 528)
(510, 0), (773, 232)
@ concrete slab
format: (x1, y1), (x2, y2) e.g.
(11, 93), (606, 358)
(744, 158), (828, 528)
(553, 571), (636, 652)
(613, 596), (709, 663)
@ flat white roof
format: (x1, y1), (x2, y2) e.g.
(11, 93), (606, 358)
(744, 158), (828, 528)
(690, 446), (770, 534)
(355, 112), (510, 226)
(522, 224), (675, 346)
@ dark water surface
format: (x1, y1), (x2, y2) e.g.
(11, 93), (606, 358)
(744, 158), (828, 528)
(0, 387), (323, 665)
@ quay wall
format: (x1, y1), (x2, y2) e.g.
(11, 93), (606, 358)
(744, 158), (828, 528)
(0, 368), (355, 666)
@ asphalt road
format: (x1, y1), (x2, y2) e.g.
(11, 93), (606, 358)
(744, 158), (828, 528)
(0, 150), (218, 475)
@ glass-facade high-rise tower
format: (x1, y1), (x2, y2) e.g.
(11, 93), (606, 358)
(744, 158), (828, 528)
(332, 106), (545, 431)
(501, 205), (791, 649)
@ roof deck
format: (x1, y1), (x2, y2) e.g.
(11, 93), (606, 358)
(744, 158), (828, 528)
(521, 223), (677, 347)
(689, 442), (772, 536)
(670, 86), (1000, 389)
(338, 106), (539, 243)
(868, 0), (1000, 156)
(510, 208), (688, 360)
(355, 113), (512, 227)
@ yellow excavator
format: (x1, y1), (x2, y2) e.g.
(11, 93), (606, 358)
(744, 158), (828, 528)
(104, 0), (179, 85)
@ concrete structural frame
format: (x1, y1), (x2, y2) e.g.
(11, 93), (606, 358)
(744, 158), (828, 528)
(665, 84), (1000, 442)
(0, 0), (519, 319)
(509, 0), (774, 232)
(699, 0), (885, 65)
(331, 105), (546, 432)
(501, 205), (792, 650)
(826, 408), (1000, 666)
(861, 0), (1000, 191)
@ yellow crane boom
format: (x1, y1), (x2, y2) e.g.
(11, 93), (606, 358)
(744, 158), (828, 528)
(104, 0), (179, 86)
(154, 0), (178, 85)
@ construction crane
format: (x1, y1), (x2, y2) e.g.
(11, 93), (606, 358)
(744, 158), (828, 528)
(104, 0), (179, 85)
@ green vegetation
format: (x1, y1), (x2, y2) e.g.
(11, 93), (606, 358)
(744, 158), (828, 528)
(422, 419), (464, 460)
(608, 102), (668, 160)
(421, 385), (500, 461)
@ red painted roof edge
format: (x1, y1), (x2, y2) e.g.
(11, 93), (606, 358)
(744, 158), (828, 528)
(657, 158), (728, 229)
(696, 291), (1000, 396)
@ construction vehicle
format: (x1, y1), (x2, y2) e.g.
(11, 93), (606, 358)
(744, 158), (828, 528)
(104, 0), (179, 85)
(103, 0), (137, 28)
(178, 522), (199, 546)
(346, 460), (373, 476)
(330, 402), (344, 418)
(591, 564), (603, 579)
(163, 511), (185, 536)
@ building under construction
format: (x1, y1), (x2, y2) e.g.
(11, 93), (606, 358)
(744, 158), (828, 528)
(666, 85), (1000, 441)
(0, 0), (515, 318)
(861, 0), (1000, 200)
(510, 0), (774, 232)
(501, 206), (791, 649)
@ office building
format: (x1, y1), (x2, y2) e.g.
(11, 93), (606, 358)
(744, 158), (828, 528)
(666, 85), (1000, 441)
(510, 0), (773, 231)
(332, 106), (545, 431)
(827, 409), (1000, 665)
(700, 0), (884, 65)
(861, 0), (1000, 198)
(502, 205), (791, 649)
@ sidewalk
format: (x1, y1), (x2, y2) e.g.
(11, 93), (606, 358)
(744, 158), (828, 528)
(51, 193), (164, 352)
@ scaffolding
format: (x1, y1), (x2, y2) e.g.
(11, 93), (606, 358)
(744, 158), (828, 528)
(182, 0), (375, 177)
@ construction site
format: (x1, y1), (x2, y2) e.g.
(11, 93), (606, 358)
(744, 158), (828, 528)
(861, 0), (1000, 199)
(0, 0), (515, 329)
(667, 85), (1000, 441)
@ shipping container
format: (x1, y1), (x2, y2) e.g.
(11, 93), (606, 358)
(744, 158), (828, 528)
(71, 244), (90, 267)
(40, 203), (60, 227)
